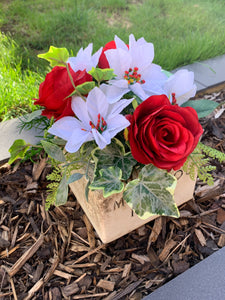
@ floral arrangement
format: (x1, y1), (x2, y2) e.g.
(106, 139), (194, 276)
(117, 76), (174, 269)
(9, 34), (225, 219)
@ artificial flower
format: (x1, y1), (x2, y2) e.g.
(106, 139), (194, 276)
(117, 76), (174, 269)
(48, 87), (132, 152)
(67, 43), (102, 72)
(127, 94), (203, 170)
(99, 34), (167, 103)
(34, 65), (92, 120)
(163, 69), (197, 105)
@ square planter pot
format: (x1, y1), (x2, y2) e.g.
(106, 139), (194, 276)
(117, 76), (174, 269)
(69, 170), (196, 244)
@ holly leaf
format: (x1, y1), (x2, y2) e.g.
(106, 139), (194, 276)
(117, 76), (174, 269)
(181, 99), (219, 118)
(68, 81), (95, 97)
(123, 164), (179, 219)
(41, 140), (66, 162)
(89, 166), (124, 197)
(92, 138), (137, 180)
(38, 46), (69, 67)
(8, 139), (31, 164)
(88, 67), (115, 82)
(55, 173), (68, 206)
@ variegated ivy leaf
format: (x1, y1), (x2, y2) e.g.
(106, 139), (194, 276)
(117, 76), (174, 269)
(89, 166), (124, 198)
(38, 46), (69, 67)
(92, 138), (137, 180)
(123, 164), (179, 219)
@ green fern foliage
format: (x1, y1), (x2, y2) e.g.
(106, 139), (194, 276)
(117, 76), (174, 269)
(198, 142), (225, 163)
(183, 144), (217, 186)
(45, 166), (62, 210)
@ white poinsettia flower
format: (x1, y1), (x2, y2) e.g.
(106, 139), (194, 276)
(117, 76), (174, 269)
(67, 43), (102, 72)
(48, 87), (132, 153)
(163, 69), (197, 105)
(100, 34), (167, 103)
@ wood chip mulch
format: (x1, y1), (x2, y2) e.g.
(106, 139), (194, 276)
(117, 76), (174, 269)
(0, 89), (224, 300)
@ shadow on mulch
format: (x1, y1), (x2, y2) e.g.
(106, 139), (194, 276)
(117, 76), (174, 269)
(0, 90), (224, 300)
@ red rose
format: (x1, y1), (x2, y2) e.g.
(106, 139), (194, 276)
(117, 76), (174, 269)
(98, 40), (129, 69)
(34, 65), (92, 120)
(127, 95), (203, 170)
(98, 41), (117, 69)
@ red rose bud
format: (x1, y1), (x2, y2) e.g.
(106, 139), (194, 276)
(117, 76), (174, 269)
(34, 65), (92, 120)
(98, 40), (129, 69)
(127, 94), (203, 171)
(98, 40), (117, 69)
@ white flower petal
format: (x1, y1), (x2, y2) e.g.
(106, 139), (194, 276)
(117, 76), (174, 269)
(107, 114), (130, 137)
(114, 35), (128, 51)
(105, 48), (132, 78)
(100, 83), (129, 103)
(48, 117), (81, 141)
(92, 129), (109, 149)
(66, 128), (93, 153)
(108, 98), (133, 116)
(92, 47), (103, 68)
(87, 87), (109, 123)
(72, 96), (90, 128)
(163, 69), (197, 104)
(130, 83), (147, 100)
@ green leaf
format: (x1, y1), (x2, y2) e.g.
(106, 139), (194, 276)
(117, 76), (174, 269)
(38, 46), (69, 67)
(181, 99), (219, 118)
(89, 166), (124, 197)
(41, 140), (66, 162)
(88, 67), (115, 82)
(68, 81), (95, 97)
(55, 173), (68, 206)
(92, 138), (137, 180)
(67, 173), (83, 184)
(123, 164), (179, 219)
(8, 139), (31, 164)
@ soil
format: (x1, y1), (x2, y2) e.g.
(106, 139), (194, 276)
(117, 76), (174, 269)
(0, 89), (224, 300)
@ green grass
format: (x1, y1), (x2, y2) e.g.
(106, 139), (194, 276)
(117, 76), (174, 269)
(0, 0), (225, 121)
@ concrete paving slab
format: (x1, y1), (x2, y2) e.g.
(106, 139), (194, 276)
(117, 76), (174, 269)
(0, 118), (43, 163)
(143, 246), (225, 300)
(173, 54), (225, 89)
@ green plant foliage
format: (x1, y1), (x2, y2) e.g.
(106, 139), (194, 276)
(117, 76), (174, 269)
(67, 173), (83, 184)
(89, 166), (124, 197)
(183, 145), (216, 186)
(198, 142), (225, 163)
(45, 166), (62, 210)
(41, 140), (66, 162)
(38, 46), (69, 67)
(8, 139), (31, 164)
(123, 164), (179, 219)
(68, 81), (96, 97)
(55, 173), (69, 206)
(88, 67), (115, 83)
(181, 99), (219, 118)
(92, 138), (137, 180)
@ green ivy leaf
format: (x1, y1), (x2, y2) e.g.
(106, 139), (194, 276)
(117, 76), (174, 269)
(68, 81), (95, 97)
(88, 67), (115, 82)
(181, 99), (219, 118)
(92, 138), (137, 180)
(89, 166), (124, 197)
(38, 46), (69, 67)
(8, 139), (31, 164)
(67, 173), (83, 184)
(55, 173), (68, 206)
(123, 164), (179, 219)
(41, 140), (66, 162)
